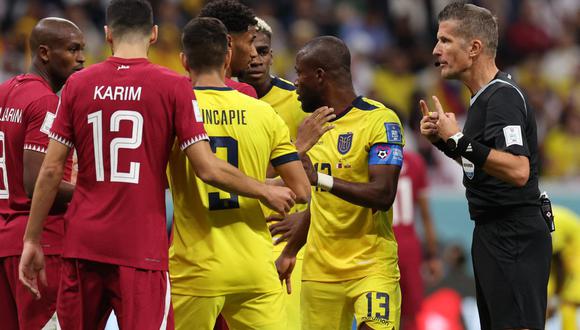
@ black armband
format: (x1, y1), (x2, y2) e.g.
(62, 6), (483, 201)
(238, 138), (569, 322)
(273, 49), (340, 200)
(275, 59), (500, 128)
(456, 136), (491, 167)
(433, 139), (459, 159)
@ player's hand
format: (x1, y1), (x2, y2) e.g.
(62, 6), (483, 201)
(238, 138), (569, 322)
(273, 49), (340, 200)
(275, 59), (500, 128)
(300, 154), (317, 186)
(268, 211), (305, 245)
(275, 251), (296, 294)
(261, 186), (296, 215)
(295, 106), (335, 155)
(419, 98), (441, 143)
(19, 241), (47, 300)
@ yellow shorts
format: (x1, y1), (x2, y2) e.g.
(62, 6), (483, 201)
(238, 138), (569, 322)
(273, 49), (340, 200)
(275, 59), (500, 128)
(301, 274), (401, 330)
(172, 289), (286, 330)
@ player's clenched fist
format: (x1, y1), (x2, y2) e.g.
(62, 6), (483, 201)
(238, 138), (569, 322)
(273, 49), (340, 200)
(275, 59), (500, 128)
(261, 186), (296, 215)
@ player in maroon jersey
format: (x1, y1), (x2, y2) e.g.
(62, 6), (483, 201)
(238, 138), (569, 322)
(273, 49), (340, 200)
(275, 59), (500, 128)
(392, 150), (442, 330)
(0, 18), (84, 330)
(199, 0), (258, 98)
(18, 1), (296, 329)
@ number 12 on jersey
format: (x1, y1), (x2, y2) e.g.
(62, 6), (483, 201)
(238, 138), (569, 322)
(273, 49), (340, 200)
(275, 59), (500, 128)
(87, 110), (143, 184)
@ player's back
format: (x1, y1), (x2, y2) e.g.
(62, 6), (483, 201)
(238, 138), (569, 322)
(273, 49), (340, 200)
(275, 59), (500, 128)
(168, 86), (297, 295)
(50, 57), (205, 270)
(0, 74), (69, 257)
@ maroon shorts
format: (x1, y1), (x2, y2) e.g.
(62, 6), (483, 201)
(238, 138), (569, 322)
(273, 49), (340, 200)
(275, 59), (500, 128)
(57, 258), (173, 330)
(394, 227), (424, 330)
(0, 255), (61, 330)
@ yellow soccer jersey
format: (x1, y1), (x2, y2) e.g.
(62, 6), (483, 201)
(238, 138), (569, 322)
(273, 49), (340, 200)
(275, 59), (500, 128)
(550, 205), (580, 303)
(260, 76), (308, 255)
(303, 96), (404, 282)
(168, 86), (299, 296)
(261, 76), (308, 141)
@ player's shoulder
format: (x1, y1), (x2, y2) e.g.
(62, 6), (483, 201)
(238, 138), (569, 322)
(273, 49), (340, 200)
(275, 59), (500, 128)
(271, 76), (296, 92)
(225, 78), (257, 98)
(2, 74), (55, 100)
(354, 96), (400, 120)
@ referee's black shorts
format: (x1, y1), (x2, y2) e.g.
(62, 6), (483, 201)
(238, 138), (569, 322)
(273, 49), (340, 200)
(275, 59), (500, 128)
(471, 206), (552, 330)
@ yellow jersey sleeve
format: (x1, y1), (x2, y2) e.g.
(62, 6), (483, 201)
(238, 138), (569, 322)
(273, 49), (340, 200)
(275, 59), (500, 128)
(269, 110), (299, 166)
(367, 107), (405, 147)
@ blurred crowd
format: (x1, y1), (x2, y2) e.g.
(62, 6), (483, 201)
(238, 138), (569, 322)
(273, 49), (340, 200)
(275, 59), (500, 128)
(1, 0), (579, 182)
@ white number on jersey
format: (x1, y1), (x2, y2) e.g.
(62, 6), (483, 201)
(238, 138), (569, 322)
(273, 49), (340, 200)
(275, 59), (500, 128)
(392, 176), (413, 226)
(0, 131), (9, 199)
(87, 110), (143, 184)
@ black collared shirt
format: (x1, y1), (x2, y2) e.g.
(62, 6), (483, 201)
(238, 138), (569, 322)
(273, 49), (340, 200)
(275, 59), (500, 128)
(462, 71), (541, 220)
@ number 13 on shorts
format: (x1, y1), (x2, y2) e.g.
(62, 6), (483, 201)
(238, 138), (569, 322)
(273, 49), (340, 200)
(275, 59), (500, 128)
(355, 291), (400, 330)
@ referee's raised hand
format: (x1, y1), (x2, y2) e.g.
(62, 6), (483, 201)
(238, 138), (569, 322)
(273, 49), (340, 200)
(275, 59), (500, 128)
(430, 95), (460, 140)
(419, 98), (440, 143)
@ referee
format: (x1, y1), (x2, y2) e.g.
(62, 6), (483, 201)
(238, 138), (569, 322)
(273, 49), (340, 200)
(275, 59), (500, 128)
(419, 3), (551, 330)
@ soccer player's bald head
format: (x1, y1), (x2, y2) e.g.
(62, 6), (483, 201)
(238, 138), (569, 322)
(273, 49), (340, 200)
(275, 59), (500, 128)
(29, 17), (82, 54)
(28, 17), (85, 92)
(297, 36), (352, 82)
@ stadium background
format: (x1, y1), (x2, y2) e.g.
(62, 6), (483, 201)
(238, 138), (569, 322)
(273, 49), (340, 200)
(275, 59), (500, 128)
(1, 0), (579, 329)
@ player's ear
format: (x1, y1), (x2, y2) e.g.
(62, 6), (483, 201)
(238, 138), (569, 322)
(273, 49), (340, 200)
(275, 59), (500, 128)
(38, 45), (50, 63)
(104, 25), (113, 45)
(226, 34), (233, 50)
(179, 52), (189, 72)
(149, 25), (158, 45)
(224, 47), (232, 71)
(315, 67), (325, 83)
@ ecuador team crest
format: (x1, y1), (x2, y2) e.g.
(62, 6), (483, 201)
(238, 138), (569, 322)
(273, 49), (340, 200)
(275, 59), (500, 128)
(337, 132), (353, 155)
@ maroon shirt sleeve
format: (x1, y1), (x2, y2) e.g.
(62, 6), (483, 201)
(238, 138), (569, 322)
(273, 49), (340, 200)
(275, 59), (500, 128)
(174, 77), (208, 150)
(24, 94), (59, 153)
(49, 82), (74, 148)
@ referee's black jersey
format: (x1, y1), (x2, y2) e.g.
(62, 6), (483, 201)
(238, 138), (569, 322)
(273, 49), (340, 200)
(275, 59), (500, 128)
(462, 71), (540, 219)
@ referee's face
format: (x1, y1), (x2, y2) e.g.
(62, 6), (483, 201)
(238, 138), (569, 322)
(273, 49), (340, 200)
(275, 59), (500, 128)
(433, 20), (471, 80)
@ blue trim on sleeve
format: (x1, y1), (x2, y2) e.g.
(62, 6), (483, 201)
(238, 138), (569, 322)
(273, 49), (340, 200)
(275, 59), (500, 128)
(352, 96), (378, 110)
(271, 77), (296, 91)
(194, 86), (234, 91)
(369, 143), (403, 166)
(271, 152), (300, 167)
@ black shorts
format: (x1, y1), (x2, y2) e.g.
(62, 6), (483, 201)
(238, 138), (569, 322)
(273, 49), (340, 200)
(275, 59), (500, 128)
(471, 207), (552, 330)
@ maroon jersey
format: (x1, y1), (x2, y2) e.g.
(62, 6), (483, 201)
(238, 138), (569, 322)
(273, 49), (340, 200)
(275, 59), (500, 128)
(49, 57), (207, 270)
(225, 77), (257, 98)
(0, 74), (73, 257)
(392, 151), (428, 230)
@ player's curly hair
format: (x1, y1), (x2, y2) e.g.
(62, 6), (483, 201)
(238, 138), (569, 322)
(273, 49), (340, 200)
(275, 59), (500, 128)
(199, 0), (257, 34)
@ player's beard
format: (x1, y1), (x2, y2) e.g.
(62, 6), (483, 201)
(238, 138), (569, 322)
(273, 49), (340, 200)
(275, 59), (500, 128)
(300, 93), (324, 113)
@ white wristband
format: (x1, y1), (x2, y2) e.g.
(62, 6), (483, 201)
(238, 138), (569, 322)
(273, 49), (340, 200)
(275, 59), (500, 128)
(316, 172), (334, 191)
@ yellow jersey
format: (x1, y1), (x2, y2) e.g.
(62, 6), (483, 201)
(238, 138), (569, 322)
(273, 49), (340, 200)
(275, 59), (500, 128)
(261, 76), (308, 142)
(303, 96), (404, 282)
(550, 205), (580, 303)
(259, 77), (308, 255)
(168, 86), (299, 296)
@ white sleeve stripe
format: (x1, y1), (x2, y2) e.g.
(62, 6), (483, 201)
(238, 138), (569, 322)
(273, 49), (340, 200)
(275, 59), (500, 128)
(48, 132), (74, 148)
(23, 144), (47, 153)
(180, 133), (209, 150)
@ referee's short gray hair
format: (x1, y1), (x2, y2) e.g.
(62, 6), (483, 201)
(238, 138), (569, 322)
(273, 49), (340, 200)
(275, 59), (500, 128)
(255, 17), (272, 39)
(438, 1), (498, 58)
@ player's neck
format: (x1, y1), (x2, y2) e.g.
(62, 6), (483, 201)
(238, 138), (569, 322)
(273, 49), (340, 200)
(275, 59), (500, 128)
(462, 58), (499, 95)
(29, 59), (61, 93)
(253, 75), (272, 98)
(111, 42), (149, 60)
(195, 71), (227, 88)
(225, 66), (233, 79)
(326, 86), (357, 117)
